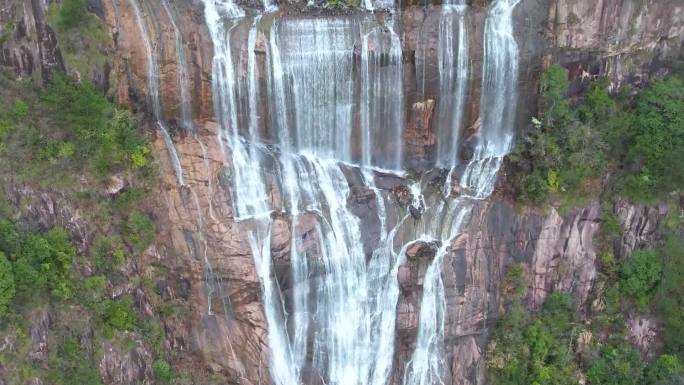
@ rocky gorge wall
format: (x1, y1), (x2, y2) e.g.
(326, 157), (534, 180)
(0, 0), (683, 384)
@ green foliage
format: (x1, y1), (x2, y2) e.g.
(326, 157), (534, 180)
(12, 99), (29, 120)
(488, 293), (578, 385)
(619, 249), (662, 309)
(619, 77), (684, 201)
(540, 64), (573, 127)
(9, 228), (75, 300)
(123, 212), (155, 253)
(102, 298), (137, 331)
(0, 252), (15, 316)
(504, 263), (527, 299)
(48, 335), (104, 385)
(0, 220), (78, 309)
(511, 65), (610, 207)
(56, 0), (88, 29)
(644, 354), (684, 385)
(153, 359), (173, 383)
(512, 67), (684, 207)
(91, 236), (126, 275)
(587, 345), (644, 385)
(40, 74), (152, 176)
(652, 233), (684, 353)
(0, 72), (153, 186)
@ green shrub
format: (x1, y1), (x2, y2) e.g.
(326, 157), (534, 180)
(653, 233), (684, 353)
(91, 237), (126, 274)
(620, 249), (662, 309)
(587, 345), (644, 385)
(0, 252), (15, 316)
(0, 222), (75, 301)
(48, 336), (104, 385)
(620, 76), (684, 201)
(123, 212), (155, 253)
(102, 298), (137, 331)
(11, 99), (29, 120)
(488, 293), (578, 385)
(540, 64), (572, 126)
(41, 75), (151, 176)
(521, 170), (549, 205)
(153, 359), (173, 383)
(645, 354), (684, 385)
(512, 68), (684, 207)
(56, 0), (88, 29)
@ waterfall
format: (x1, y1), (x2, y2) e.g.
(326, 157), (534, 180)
(275, 18), (356, 162)
(196, 0), (520, 383)
(127, 0), (185, 186)
(475, 0), (520, 158)
(405, 1), (519, 384)
(201, 3), (414, 384)
(360, 17), (405, 171)
(435, 4), (468, 168)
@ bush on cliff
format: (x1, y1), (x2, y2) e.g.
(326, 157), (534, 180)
(488, 292), (579, 385)
(619, 249), (663, 310)
(0, 252), (15, 316)
(56, 0), (89, 30)
(511, 65), (684, 207)
(41, 74), (153, 176)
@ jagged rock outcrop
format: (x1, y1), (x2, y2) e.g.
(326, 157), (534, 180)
(3, 183), (91, 254)
(99, 338), (154, 385)
(0, 0), (65, 83)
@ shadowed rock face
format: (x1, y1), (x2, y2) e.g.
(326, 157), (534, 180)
(1, 0), (682, 384)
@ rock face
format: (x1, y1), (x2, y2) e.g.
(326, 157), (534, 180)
(1, 1), (682, 385)
(0, 0), (65, 83)
(99, 338), (154, 385)
(548, 0), (684, 90)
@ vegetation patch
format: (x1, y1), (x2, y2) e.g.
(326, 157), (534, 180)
(510, 64), (684, 207)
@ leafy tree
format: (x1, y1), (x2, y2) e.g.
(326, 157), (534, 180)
(488, 293), (578, 385)
(41, 75), (151, 176)
(645, 355), (684, 385)
(102, 298), (137, 331)
(621, 76), (684, 201)
(0, 252), (15, 316)
(123, 212), (155, 253)
(587, 345), (644, 385)
(653, 234), (684, 353)
(540, 64), (572, 127)
(56, 0), (89, 29)
(620, 249), (662, 309)
(153, 359), (173, 383)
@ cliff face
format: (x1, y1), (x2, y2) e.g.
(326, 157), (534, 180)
(0, 0), (682, 384)
(548, 0), (684, 90)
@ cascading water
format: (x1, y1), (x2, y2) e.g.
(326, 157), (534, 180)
(127, 0), (185, 186)
(435, 3), (468, 168)
(201, 1), (413, 384)
(276, 18), (356, 161)
(197, 0), (519, 384)
(360, 18), (405, 171)
(405, 1), (519, 385)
